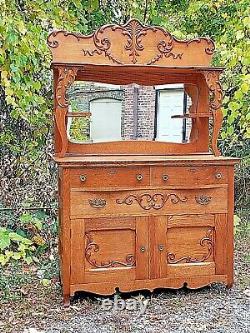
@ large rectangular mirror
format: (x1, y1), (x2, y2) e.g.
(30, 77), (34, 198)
(66, 81), (198, 144)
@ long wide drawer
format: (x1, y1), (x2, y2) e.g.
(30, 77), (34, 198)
(70, 187), (228, 218)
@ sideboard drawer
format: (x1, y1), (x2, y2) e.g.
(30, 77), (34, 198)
(151, 166), (228, 186)
(70, 167), (150, 188)
(70, 187), (228, 218)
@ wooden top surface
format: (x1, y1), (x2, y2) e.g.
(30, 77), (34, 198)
(53, 154), (240, 166)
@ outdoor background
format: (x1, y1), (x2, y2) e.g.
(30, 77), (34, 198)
(0, 1), (249, 332)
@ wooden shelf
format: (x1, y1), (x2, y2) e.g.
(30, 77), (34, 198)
(171, 113), (211, 119)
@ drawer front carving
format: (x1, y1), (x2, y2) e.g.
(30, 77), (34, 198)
(70, 167), (150, 188)
(151, 166), (228, 186)
(70, 187), (228, 218)
(116, 193), (187, 210)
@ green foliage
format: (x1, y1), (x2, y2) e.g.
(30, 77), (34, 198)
(0, 209), (57, 266)
(165, 0), (250, 143)
(0, 226), (34, 265)
(69, 100), (90, 142)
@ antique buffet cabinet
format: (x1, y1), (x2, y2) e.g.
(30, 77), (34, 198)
(47, 19), (239, 305)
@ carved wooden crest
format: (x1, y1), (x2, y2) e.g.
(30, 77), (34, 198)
(47, 19), (215, 67)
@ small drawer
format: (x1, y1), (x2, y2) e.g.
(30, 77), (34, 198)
(70, 187), (228, 218)
(70, 167), (150, 189)
(151, 166), (228, 186)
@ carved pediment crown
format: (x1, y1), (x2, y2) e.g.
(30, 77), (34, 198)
(47, 19), (215, 67)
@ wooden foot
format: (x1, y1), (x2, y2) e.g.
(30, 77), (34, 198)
(63, 294), (70, 307)
(226, 282), (233, 289)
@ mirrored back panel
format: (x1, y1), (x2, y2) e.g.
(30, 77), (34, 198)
(67, 81), (199, 144)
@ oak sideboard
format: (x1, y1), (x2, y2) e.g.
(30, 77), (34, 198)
(47, 19), (239, 306)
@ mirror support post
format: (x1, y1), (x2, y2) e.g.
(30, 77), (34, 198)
(202, 71), (223, 156)
(54, 66), (78, 157)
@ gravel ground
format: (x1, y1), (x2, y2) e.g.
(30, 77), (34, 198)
(44, 285), (250, 333)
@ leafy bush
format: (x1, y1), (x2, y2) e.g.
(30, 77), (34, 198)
(0, 227), (34, 265)
(0, 209), (57, 266)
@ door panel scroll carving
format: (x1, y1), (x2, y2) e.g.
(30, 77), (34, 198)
(167, 228), (214, 264)
(85, 232), (136, 269)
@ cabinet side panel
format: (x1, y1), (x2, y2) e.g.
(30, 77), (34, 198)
(227, 166), (235, 287)
(214, 214), (227, 275)
(60, 168), (71, 299)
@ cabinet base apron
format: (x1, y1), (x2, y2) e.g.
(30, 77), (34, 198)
(69, 275), (229, 296)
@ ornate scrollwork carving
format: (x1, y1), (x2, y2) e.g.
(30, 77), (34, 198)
(202, 70), (223, 156)
(203, 71), (223, 112)
(48, 19), (215, 66)
(116, 193), (187, 210)
(167, 228), (214, 264)
(147, 39), (183, 65)
(48, 30), (84, 48)
(85, 233), (135, 269)
(195, 195), (212, 205)
(119, 19), (148, 64)
(187, 37), (215, 55)
(89, 19), (183, 65)
(56, 67), (78, 108)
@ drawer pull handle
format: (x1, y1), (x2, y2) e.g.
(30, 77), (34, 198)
(140, 246), (146, 253)
(158, 244), (164, 252)
(89, 198), (106, 208)
(215, 173), (222, 179)
(136, 174), (143, 181)
(162, 174), (169, 181)
(195, 195), (212, 205)
(80, 175), (87, 182)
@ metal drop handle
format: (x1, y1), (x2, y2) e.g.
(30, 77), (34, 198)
(89, 198), (106, 208)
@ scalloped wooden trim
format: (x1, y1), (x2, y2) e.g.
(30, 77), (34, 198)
(69, 275), (227, 296)
(48, 19), (215, 67)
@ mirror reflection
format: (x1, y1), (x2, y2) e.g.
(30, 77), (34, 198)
(66, 81), (198, 144)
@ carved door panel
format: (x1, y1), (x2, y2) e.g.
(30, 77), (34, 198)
(70, 216), (149, 284)
(151, 214), (227, 279)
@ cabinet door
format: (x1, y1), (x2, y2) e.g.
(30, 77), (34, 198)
(151, 214), (227, 279)
(70, 216), (149, 284)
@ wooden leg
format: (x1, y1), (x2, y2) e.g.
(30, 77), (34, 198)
(63, 294), (71, 307)
(226, 280), (233, 289)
